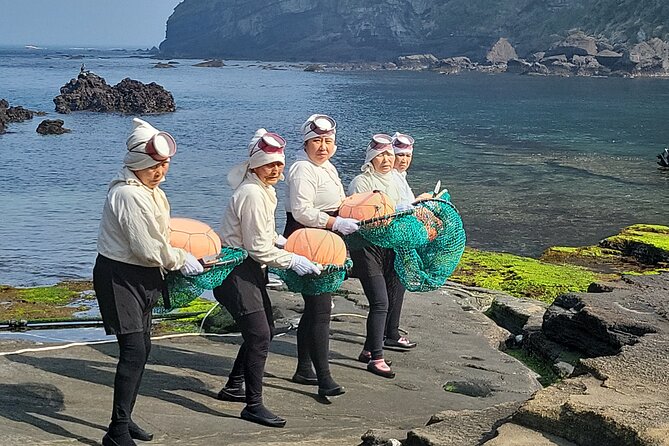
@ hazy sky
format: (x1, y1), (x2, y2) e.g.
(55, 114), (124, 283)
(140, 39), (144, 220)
(0, 0), (183, 48)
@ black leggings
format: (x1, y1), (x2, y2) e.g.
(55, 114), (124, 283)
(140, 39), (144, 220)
(385, 285), (405, 341)
(295, 293), (334, 383)
(351, 247), (406, 359)
(109, 331), (151, 435)
(225, 310), (272, 406)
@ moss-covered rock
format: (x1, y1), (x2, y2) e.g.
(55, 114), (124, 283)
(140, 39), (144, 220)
(201, 305), (238, 334)
(540, 225), (669, 274)
(0, 281), (95, 321)
(600, 224), (669, 264)
(451, 248), (606, 303)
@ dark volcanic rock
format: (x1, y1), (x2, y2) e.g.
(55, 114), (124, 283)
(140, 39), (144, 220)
(36, 119), (71, 135)
(0, 99), (35, 134)
(542, 274), (668, 357)
(113, 78), (176, 114)
(53, 71), (175, 114)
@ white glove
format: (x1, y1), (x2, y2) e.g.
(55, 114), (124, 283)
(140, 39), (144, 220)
(289, 254), (322, 276)
(275, 234), (287, 248)
(395, 203), (414, 212)
(180, 253), (204, 276)
(332, 216), (359, 235)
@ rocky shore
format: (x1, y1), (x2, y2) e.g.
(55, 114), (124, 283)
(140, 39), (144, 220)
(1, 272), (667, 445)
(1, 224), (667, 444)
(298, 31), (669, 79)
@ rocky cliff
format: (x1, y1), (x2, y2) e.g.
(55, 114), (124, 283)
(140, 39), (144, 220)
(159, 0), (669, 61)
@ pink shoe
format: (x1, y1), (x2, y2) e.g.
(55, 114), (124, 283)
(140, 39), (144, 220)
(357, 350), (392, 366)
(367, 359), (395, 379)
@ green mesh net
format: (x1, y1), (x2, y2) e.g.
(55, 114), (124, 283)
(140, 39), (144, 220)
(270, 259), (353, 295)
(156, 247), (248, 312)
(345, 198), (466, 292)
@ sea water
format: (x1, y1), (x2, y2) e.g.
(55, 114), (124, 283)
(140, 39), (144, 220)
(0, 47), (667, 286)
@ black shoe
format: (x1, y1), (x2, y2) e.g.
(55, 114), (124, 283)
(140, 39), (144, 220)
(128, 421), (153, 441)
(217, 386), (246, 403)
(240, 405), (286, 428)
(291, 372), (318, 386)
(367, 361), (395, 379)
(384, 336), (417, 349)
(102, 432), (136, 446)
(357, 351), (392, 366)
(318, 385), (346, 397)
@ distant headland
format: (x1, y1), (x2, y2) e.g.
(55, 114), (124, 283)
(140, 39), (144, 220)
(158, 0), (669, 78)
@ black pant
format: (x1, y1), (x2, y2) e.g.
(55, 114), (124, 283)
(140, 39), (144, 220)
(351, 246), (406, 360)
(225, 310), (272, 406)
(213, 258), (274, 406)
(385, 284), (405, 341)
(109, 331), (151, 435)
(295, 293), (333, 383)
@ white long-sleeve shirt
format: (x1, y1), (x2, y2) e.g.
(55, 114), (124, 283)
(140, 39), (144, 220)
(218, 172), (293, 269)
(393, 169), (416, 205)
(348, 169), (403, 204)
(97, 167), (187, 270)
(285, 157), (346, 228)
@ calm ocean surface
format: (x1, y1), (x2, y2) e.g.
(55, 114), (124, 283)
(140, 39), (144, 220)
(0, 47), (667, 286)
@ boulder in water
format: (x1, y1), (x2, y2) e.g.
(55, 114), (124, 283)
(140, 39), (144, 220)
(53, 71), (175, 114)
(36, 119), (71, 135)
(0, 99), (36, 134)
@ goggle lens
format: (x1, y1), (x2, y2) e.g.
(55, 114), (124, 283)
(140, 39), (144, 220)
(393, 133), (414, 149)
(249, 132), (286, 157)
(310, 115), (336, 135)
(130, 132), (177, 161)
(370, 133), (393, 150)
(256, 132), (286, 154)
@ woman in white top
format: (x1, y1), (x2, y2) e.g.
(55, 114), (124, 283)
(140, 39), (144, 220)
(347, 134), (416, 379)
(392, 132), (417, 206)
(391, 132), (433, 207)
(283, 114), (358, 397)
(94, 118), (204, 446)
(213, 129), (320, 428)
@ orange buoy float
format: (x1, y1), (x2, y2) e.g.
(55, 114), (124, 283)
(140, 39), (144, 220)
(169, 217), (222, 259)
(338, 191), (395, 222)
(284, 228), (347, 266)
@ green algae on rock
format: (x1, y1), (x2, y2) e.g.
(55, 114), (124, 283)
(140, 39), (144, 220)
(541, 224), (669, 274)
(600, 224), (669, 264)
(451, 248), (603, 303)
(0, 281), (94, 321)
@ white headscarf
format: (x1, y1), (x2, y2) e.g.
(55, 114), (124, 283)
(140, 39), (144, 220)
(124, 118), (165, 171)
(227, 128), (286, 189)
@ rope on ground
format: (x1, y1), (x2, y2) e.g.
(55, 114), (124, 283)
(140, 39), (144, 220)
(0, 311), (409, 357)
(0, 331), (242, 357)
